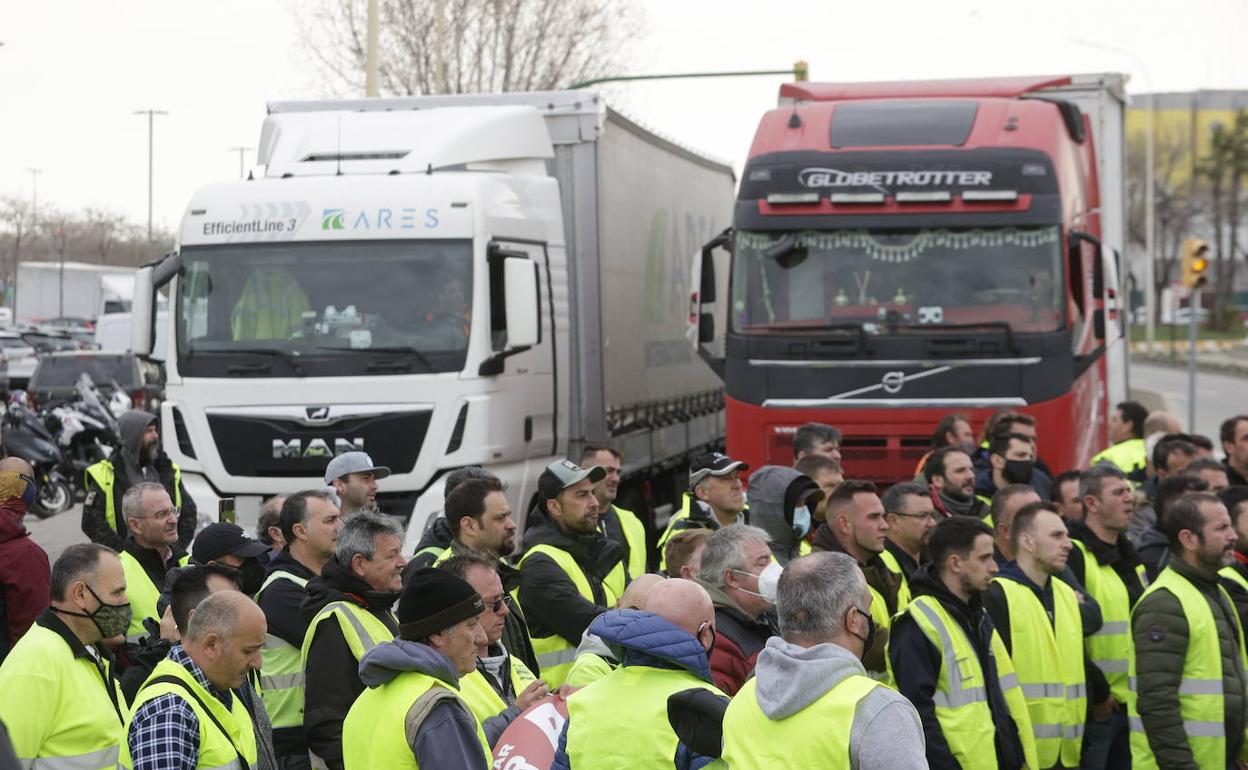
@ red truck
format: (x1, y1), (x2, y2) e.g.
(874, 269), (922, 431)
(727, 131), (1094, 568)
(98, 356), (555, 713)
(692, 75), (1130, 482)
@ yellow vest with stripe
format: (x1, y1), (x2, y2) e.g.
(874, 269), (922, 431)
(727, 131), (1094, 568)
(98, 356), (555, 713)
(1091, 438), (1146, 478)
(120, 549), (190, 640)
(995, 577), (1086, 768)
(1221, 565), (1248, 592)
(877, 549), (913, 610)
(720, 673), (882, 768)
(1072, 539), (1144, 703)
(1128, 566), (1248, 770)
(865, 585), (894, 686)
(0, 622), (129, 770)
(612, 505), (648, 579)
(84, 459), (184, 537)
(566, 650), (616, 688)
(341, 668), (490, 769)
(457, 658), (538, 731)
(300, 600), (396, 671)
(254, 570), (309, 730)
(516, 544), (626, 688)
(656, 494), (696, 571)
(564, 664), (722, 768)
(891, 595), (1039, 770)
(120, 657), (258, 770)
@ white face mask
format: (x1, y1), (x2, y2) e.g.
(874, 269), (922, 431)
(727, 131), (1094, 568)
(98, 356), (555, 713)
(732, 561), (783, 604)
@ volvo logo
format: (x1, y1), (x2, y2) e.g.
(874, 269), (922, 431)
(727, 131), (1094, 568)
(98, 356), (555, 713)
(306, 406), (331, 421)
(881, 371), (906, 394)
(273, 437), (364, 460)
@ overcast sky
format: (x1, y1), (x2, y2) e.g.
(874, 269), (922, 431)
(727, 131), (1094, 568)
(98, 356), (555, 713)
(4, 0), (1247, 232)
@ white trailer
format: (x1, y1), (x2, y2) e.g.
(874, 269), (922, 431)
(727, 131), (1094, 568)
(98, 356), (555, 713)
(130, 91), (736, 545)
(16, 262), (137, 322)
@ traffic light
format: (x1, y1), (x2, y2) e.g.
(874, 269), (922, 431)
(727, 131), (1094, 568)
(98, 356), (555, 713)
(1181, 238), (1209, 289)
(794, 61), (809, 82)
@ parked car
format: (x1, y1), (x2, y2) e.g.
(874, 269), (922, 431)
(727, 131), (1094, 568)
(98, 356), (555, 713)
(28, 351), (163, 412)
(0, 332), (39, 389)
(21, 328), (83, 354)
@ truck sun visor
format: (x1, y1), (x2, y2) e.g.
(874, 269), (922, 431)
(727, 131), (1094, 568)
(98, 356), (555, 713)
(830, 101), (979, 148)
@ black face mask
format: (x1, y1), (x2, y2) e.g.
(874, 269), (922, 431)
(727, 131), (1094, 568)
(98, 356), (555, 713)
(850, 607), (876, 661)
(239, 559), (266, 596)
(1003, 459), (1035, 484)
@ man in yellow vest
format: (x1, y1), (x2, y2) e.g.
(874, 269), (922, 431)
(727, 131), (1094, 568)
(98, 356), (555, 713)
(1130, 492), (1248, 769)
(1067, 465), (1145, 769)
(656, 452), (750, 567)
(582, 443), (650, 579)
(0, 543), (129, 770)
(439, 551), (548, 746)
(118, 481), (190, 642)
(82, 409), (196, 550)
(882, 481), (937, 588)
(302, 511), (405, 770)
(517, 459), (626, 687)
(888, 516), (1038, 770)
(552, 578), (724, 769)
(1219, 487), (1248, 628)
(342, 567), (491, 769)
(718, 551), (927, 768)
(1091, 401), (1149, 484)
(984, 502), (1089, 769)
(123, 590), (266, 770)
(256, 489), (342, 769)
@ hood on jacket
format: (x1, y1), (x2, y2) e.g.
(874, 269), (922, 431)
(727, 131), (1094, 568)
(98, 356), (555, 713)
(358, 638), (460, 688)
(588, 609), (712, 682)
(118, 410), (158, 465)
(301, 554), (400, 622)
(0, 499), (29, 544)
(751, 636), (865, 720)
(574, 629), (615, 661)
(414, 513), (454, 555)
(747, 465), (821, 560)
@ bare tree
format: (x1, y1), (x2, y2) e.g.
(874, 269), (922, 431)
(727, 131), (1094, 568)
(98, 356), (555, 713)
(0, 196), (36, 306)
(302, 0), (641, 97)
(85, 208), (127, 266)
(1127, 123), (1199, 307)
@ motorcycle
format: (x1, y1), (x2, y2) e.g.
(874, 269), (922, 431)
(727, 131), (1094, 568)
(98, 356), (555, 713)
(1, 393), (74, 517)
(44, 375), (118, 500)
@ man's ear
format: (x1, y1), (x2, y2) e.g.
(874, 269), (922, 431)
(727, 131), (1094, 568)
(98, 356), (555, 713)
(990, 454), (1004, 472)
(350, 553), (367, 577)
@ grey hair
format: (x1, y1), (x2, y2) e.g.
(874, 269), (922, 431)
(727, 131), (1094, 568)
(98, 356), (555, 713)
(122, 481), (171, 525)
(1079, 464), (1127, 500)
(184, 591), (242, 642)
(881, 482), (930, 514)
(336, 511), (404, 564)
(697, 524), (771, 589)
(776, 551), (866, 641)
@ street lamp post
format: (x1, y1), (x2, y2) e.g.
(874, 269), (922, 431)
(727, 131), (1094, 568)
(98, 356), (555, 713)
(134, 109), (169, 241)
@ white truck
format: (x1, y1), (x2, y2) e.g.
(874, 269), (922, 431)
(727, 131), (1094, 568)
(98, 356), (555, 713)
(16, 262), (138, 323)
(130, 91), (736, 547)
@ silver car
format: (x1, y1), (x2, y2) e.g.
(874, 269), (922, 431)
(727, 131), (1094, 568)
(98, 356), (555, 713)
(0, 332), (39, 389)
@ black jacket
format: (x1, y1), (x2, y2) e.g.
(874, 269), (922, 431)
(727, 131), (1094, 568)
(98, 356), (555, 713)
(81, 448), (198, 550)
(1225, 461), (1248, 488)
(406, 514), (454, 572)
(300, 557), (400, 770)
(256, 550), (319, 758)
(888, 565), (1028, 770)
(884, 538), (922, 581)
(517, 507), (626, 646)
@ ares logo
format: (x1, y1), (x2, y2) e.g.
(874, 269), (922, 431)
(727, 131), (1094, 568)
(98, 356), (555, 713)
(273, 437), (364, 460)
(321, 207), (440, 231)
(322, 209), (347, 230)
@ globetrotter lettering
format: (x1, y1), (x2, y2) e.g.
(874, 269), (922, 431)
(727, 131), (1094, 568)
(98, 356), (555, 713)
(797, 167), (993, 189)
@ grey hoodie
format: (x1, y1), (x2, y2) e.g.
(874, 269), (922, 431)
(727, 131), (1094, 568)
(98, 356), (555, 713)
(357, 639), (492, 769)
(751, 636), (927, 769)
(747, 465), (820, 564)
(118, 409), (159, 483)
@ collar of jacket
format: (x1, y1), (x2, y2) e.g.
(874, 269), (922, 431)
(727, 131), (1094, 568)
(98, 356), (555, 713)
(884, 538), (921, 577)
(447, 538), (521, 592)
(123, 536), (186, 576)
(316, 555), (400, 611)
(267, 548), (319, 580)
(523, 507), (625, 574)
(38, 606), (115, 663)
(995, 561), (1054, 603)
(1067, 518), (1141, 568)
(1166, 554), (1226, 591)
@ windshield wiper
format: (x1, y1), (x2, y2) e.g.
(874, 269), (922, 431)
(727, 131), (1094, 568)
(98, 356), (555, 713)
(314, 344), (434, 371)
(197, 347), (305, 375)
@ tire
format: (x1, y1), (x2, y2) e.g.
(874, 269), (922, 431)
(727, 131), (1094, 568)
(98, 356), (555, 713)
(32, 479), (73, 518)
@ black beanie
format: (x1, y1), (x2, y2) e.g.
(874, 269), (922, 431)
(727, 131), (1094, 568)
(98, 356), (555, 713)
(398, 568), (485, 641)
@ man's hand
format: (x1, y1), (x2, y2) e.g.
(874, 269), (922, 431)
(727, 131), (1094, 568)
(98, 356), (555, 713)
(1091, 695), (1119, 722)
(515, 679), (550, 710)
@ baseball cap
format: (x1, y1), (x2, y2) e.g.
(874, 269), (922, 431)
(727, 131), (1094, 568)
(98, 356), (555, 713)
(537, 459), (607, 503)
(324, 451), (392, 485)
(689, 452), (748, 486)
(192, 522), (270, 563)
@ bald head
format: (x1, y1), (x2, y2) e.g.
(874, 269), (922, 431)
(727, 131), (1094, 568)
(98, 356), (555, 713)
(1145, 411), (1183, 437)
(183, 590), (267, 691)
(0, 457), (33, 476)
(645, 578), (713, 637)
(618, 573), (665, 611)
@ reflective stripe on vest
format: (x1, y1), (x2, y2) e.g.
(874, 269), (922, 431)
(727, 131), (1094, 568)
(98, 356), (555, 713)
(565, 664), (722, 768)
(892, 595), (1039, 770)
(517, 544), (626, 688)
(300, 601), (396, 670)
(341, 669), (489, 769)
(1072, 539), (1139, 700)
(25, 745), (122, 770)
(721, 673), (881, 768)
(255, 571), (310, 730)
(119, 549), (189, 640)
(612, 505), (648, 579)
(87, 459), (183, 537)
(120, 658), (257, 770)
(995, 576), (1086, 768)
(1128, 566), (1248, 770)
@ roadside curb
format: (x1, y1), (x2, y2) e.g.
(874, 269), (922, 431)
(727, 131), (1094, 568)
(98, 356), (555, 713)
(1134, 352), (1248, 376)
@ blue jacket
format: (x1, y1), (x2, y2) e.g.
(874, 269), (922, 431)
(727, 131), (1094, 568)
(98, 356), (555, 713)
(552, 609), (715, 770)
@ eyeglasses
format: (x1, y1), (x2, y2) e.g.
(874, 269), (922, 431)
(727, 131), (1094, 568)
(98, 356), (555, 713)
(136, 507), (180, 522)
(889, 510), (939, 521)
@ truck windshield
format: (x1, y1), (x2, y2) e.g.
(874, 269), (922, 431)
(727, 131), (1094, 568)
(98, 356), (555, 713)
(731, 226), (1063, 334)
(177, 239), (472, 377)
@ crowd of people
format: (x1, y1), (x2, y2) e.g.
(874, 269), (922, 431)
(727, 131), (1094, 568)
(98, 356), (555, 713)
(1, 405), (1248, 769)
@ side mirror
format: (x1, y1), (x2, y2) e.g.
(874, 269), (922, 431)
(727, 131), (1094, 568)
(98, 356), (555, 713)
(131, 266), (156, 357)
(503, 257), (539, 349)
(689, 228), (733, 379)
(1070, 230), (1105, 299)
